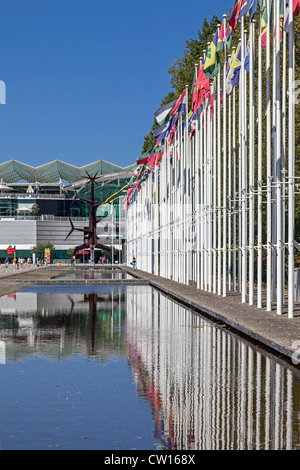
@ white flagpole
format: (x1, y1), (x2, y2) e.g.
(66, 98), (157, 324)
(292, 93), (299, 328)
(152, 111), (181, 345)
(266, 0), (273, 311)
(257, 5), (263, 309)
(185, 84), (190, 285)
(232, 75), (237, 292)
(241, 16), (247, 304)
(288, 0), (295, 318)
(249, 19), (255, 306)
(222, 14), (227, 298)
(213, 77), (217, 294)
(217, 49), (222, 296)
(275, 0), (283, 314)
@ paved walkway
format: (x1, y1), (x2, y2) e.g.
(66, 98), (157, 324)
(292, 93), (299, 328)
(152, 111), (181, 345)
(120, 267), (300, 363)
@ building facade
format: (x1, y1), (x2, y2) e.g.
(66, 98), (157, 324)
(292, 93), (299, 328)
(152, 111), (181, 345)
(0, 159), (134, 262)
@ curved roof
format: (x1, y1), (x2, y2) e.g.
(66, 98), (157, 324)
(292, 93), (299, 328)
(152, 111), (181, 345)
(0, 159), (135, 184)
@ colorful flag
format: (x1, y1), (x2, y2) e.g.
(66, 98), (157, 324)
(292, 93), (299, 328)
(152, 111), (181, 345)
(225, 23), (233, 49)
(295, 0), (300, 15)
(203, 29), (219, 78)
(136, 148), (154, 166)
(244, 39), (250, 72)
(261, 3), (268, 48)
(284, 0), (300, 33)
(154, 99), (177, 126)
(230, 44), (242, 87)
(226, 43), (241, 91)
(250, 1), (258, 21)
(192, 65), (210, 114)
(238, 0), (254, 20)
(229, 0), (243, 32)
(169, 89), (187, 118)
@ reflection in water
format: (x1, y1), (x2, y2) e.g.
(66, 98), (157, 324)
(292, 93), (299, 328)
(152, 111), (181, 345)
(54, 269), (133, 280)
(0, 285), (299, 450)
(125, 288), (300, 450)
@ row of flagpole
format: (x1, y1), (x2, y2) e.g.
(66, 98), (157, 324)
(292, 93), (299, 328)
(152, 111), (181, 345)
(125, 0), (297, 318)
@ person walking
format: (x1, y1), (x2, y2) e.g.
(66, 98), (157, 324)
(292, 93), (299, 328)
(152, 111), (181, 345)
(132, 256), (136, 271)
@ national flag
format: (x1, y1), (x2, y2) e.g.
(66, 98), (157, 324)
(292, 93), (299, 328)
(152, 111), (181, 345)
(169, 89), (187, 118)
(192, 65), (210, 114)
(203, 29), (219, 78)
(226, 43), (241, 91)
(295, 0), (300, 16)
(225, 52), (235, 95)
(244, 38), (250, 72)
(153, 119), (173, 142)
(238, 0), (254, 20)
(230, 44), (242, 87)
(250, 1), (258, 21)
(136, 148), (154, 166)
(154, 99), (177, 126)
(225, 23), (233, 49)
(261, 3), (268, 48)
(229, 0), (243, 32)
(284, 0), (300, 33)
(191, 66), (197, 96)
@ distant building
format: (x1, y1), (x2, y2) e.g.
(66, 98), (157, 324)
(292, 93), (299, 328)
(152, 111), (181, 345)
(0, 159), (135, 262)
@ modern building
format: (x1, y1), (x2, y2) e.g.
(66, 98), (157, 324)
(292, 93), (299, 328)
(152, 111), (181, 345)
(0, 159), (135, 263)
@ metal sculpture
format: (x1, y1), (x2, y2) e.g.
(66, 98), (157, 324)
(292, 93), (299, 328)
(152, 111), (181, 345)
(65, 172), (112, 262)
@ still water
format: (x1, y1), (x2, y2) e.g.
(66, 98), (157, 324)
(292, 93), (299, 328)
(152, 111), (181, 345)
(53, 268), (134, 280)
(0, 284), (299, 450)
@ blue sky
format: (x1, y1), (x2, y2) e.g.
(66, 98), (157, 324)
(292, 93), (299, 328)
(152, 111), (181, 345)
(0, 0), (228, 169)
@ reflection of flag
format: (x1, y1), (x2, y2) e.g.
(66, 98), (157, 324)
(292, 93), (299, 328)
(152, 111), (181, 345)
(204, 29), (219, 78)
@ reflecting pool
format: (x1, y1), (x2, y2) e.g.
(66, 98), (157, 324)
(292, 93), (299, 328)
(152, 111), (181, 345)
(0, 285), (299, 450)
(53, 268), (134, 280)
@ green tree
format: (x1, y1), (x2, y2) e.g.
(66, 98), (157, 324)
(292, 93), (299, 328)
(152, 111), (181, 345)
(31, 241), (55, 257)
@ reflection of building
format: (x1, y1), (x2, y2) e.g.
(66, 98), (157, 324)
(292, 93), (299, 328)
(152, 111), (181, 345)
(0, 159), (135, 261)
(0, 289), (126, 361)
(1, 285), (299, 450)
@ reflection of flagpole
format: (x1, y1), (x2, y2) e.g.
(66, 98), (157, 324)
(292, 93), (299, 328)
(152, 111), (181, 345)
(288, 0), (295, 318)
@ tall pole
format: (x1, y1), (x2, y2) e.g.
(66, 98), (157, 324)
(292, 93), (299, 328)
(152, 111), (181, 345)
(222, 14), (227, 298)
(275, 0), (282, 314)
(288, 0), (295, 318)
(257, 6), (263, 308)
(249, 19), (255, 306)
(266, 0), (272, 311)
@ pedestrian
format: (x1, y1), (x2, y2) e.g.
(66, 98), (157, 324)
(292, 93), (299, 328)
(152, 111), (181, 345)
(132, 256), (136, 271)
(5, 257), (9, 269)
